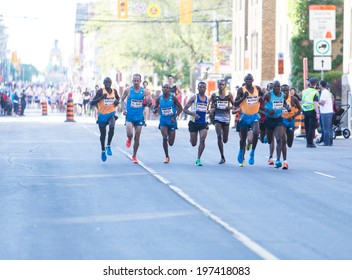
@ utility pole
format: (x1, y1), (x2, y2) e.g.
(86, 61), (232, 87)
(215, 19), (219, 42)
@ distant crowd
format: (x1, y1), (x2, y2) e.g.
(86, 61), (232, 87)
(0, 80), (192, 121)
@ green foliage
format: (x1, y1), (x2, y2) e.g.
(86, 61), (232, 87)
(318, 70), (342, 97)
(288, 0), (343, 89)
(332, 54), (343, 68)
(84, 0), (232, 88)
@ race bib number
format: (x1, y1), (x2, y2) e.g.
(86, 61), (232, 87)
(246, 96), (258, 105)
(196, 103), (207, 112)
(273, 100), (284, 110)
(131, 99), (143, 108)
(104, 98), (115, 106)
(161, 107), (173, 116)
(217, 100), (228, 110)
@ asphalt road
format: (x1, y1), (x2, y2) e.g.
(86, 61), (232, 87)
(1, 110), (351, 260)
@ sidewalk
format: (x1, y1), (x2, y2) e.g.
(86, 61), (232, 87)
(294, 132), (352, 148)
(1, 108), (349, 147)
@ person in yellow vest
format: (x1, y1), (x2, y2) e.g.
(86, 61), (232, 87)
(281, 84), (302, 169)
(301, 77), (320, 148)
(234, 73), (265, 166)
(90, 77), (120, 161)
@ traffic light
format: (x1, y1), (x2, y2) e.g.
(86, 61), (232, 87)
(11, 52), (18, 66)
(74, 55), (81, 67)
(118, 0), (128, 19)
(180, 0), (192, 24)
(213, 43), (220, 60)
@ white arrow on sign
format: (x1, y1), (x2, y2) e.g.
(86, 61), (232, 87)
(314, 39), (331, 56)
(313, 56), (332, 71)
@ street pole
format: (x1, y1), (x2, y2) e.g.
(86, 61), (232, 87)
(303, 57), (308, 89)
(216, 19), (219, 42)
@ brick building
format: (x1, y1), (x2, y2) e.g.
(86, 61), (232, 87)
(231, 0), (292, 88)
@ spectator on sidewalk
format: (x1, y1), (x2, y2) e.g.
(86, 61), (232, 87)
(318, 80), (334, 146)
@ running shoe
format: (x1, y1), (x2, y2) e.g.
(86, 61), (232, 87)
(106, 146), (112, 156)
(268, 158), (274, 165)
(246, 142), (252, 151)
(163, 157), (170, 163)
(125, 138), (132, 148)
(219, 157), (226, 164)
(101, 151), (107, 162)
(237, 149), (244, 164)
(239, 160), (245, 167)
(282, 161), (289, 170)
(248, 150), (255, 165)
(306, 144), (316, 148)
(196, 159), (203, 166)
(275, 159), (282, 168)
(132, 156), (138, 164)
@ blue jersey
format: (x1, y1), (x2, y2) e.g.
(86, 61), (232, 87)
(126, 86), (145, 122)
(191, 94), (208, 124)
(265, 90), (285, 118)
(159, 94), (176, 125)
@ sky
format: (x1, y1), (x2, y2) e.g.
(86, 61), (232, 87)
(0, 0), (85, 71)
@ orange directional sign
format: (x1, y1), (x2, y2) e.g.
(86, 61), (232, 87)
(309, 5), (336, 40)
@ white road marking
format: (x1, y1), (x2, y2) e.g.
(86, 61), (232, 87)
(52, 211), (193, 225)
(83, 124), (279, 260)
(314, 171), (336, 178)
(117, 148), (278, 260)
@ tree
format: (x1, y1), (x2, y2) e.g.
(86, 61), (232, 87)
(288, 0), (343, 90)
(83, 0), (232, 87)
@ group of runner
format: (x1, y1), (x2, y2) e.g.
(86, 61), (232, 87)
(91, 73), (302, 170)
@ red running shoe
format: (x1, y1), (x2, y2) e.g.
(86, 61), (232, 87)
(126, 138), (132, 148)
(132, 156), (138, 164)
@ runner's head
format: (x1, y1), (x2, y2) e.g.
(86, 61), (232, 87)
(266, 82), (273, 91)
(281, 84), (290, 98)
(273, 80), (281, 94)
(244, 74), (254, 87)
(132, 74), (141, 87)
(103, 77), (112, 88)
(162, 84), (170, 94)
(198, 82), (206, 95)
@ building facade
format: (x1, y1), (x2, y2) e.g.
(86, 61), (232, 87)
(232, 0), (292, 88)
(343, 0), (352, 129)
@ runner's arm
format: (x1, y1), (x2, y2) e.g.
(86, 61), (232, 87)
(173, 95), (183, 119)
(234, 88), (247, 107)
(114, 89), (120, 106)
(153, 97), (160, 114)
(90, 89), (104, 106)
(183, 95), (197, 117)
